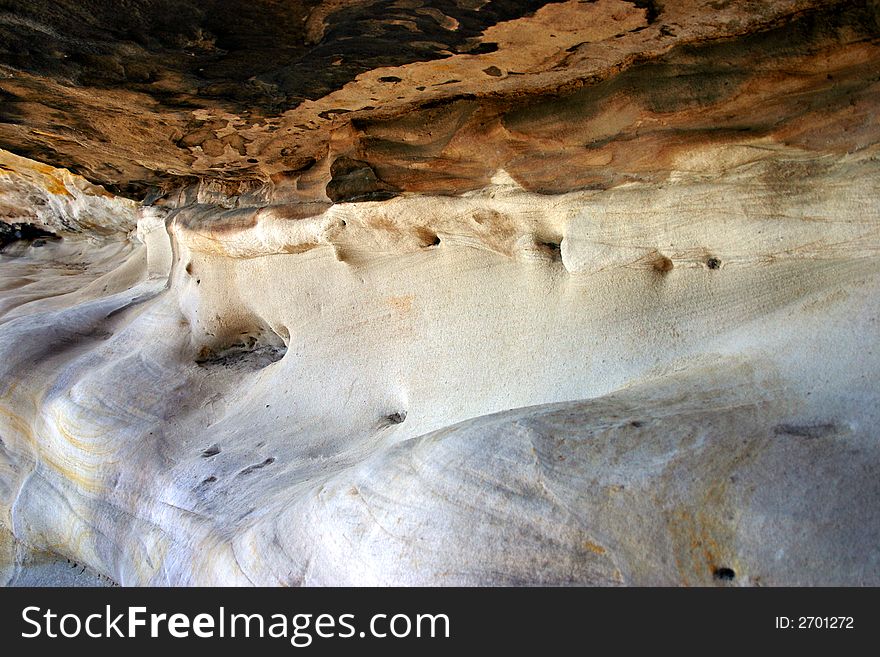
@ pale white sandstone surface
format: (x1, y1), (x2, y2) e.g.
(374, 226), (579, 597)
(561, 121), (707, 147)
(0, 142), (877, 585)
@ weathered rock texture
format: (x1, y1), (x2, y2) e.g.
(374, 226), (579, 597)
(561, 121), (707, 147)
(0, 0), (879, 585)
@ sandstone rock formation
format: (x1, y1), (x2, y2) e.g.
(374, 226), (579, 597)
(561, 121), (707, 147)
(1, 0), (879, 585)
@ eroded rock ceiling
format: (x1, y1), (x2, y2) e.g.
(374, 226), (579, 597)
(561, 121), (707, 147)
(0, 1), (879, 585)
(3, 0), (877, 201)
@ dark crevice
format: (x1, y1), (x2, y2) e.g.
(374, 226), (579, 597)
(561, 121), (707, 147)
(630, 1), (662, 25)
(0, 221), (59, 250)
(773, 423), (836, 439)
(196, 336), (287, 369)
(238, 457), (276, 476)
(537, 239), (562, 260)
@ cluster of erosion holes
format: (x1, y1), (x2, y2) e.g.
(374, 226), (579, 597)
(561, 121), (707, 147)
(194, 408), (406, 489)
(648, 254), (721, 274)
(63, 558), (119, 586)
(198, 442), (277, 488)
(194, 407), (405, 489)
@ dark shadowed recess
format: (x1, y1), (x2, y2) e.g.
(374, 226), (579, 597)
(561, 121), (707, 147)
(0, 221), (58, 249)
(0, 0), (550, 114)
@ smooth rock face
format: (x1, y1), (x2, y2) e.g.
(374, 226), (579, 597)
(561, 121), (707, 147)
(0, 0), (879, 586)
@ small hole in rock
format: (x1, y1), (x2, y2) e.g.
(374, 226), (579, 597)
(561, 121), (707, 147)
(415, 227), (440, 247)
(185, 262), (193, 275)
(202, 476), (217, 484)
(653, 255), (674, 273)
(202, 444), (221, 458)
(537, 239), (562, 260)
(386, 411), (407, 425)
(706, 257), (721, 270)
(630, 420), (644, 428)
(713, 566), (736, 581)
